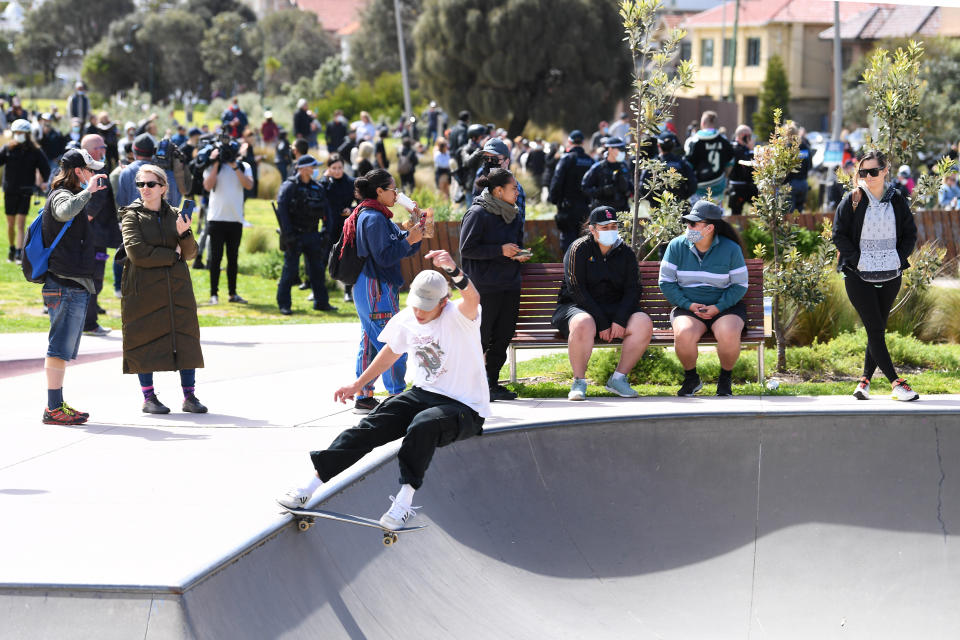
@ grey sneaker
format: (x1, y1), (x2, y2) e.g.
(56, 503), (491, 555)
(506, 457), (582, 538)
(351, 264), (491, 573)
(605, 375), (638, 398)
(82, 325), (112, 337)
(568, 378), (587, 401)
(379, 496), (420, 531)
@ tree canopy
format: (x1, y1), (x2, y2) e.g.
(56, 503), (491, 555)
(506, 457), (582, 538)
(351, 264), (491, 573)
(753, 55), (789, 141)
(349, 0), (421, 83)
(413, 0), (631, 137)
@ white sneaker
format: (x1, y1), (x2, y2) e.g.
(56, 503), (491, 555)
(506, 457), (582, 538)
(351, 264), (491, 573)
(853, 378), (870, 400)
(307, 292), (314, 302)
(568, 378), (587, 401)
(209, 295), (219, 305)
(379, 495), (420, 530)
(891, 379), (919, 402)
(277, 485), (314, 509)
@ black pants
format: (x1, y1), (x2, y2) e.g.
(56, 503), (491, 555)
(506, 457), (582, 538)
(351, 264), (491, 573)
(479, 289), (520, 388)
(83, 250), (107, 331)
(844, 272), (901, 382)
(277, 231), (329, 308)
(310, 387), (484, 489)
(207, 221), (243, 297)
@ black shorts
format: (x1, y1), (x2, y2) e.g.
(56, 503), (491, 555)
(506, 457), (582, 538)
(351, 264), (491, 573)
(670, 301), (747, 330)
(551, 303), (641, 339)
(4, 190), (31, 216)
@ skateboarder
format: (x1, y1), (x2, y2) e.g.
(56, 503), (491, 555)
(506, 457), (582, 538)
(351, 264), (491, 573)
(278, 249), (491, 529)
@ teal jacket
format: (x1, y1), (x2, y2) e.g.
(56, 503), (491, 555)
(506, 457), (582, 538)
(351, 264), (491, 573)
(658, 234), (748, 311)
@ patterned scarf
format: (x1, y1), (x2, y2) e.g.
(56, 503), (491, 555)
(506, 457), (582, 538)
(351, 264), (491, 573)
(340, 198), (393, 257)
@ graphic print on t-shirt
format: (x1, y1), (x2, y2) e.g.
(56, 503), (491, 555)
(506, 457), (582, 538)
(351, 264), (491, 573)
(413, 336), (446, 383)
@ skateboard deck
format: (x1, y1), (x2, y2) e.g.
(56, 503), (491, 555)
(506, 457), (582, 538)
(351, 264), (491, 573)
(280, 505), (427, 546)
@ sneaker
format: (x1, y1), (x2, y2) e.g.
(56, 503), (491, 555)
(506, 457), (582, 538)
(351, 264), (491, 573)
(313, 303), (338, 312)
(277, 485), (314, 509)
(354, 396), (380, 414)
(568, 378), (587, 401)
(605, 375), (639, 398)
(306, 292), (315, 302)
(7, 247), (14, 262)
(716, 375), (733, 397)
(892, 379), (919, 402)
(142, 394), (171, 414)
(114, 289), (122, 299)
(96, 305), (106, 315)
(14, 248), (22, 264)
(853, 377), (871, 400)
(228, 294), (247, 304)
(83, 325), (112, 337)
(209, 295), (219, 305)
(279, 307), (293, 316)
(490, 384), (518, 401)
(379, 496), (420, 531)
(62, 402), (89, 420)
(42, 402), (88, 425)
(677, 372), (703, 397)
(182, 393), (208, 413)
(298, 282), (311, 290)
(344, 292), (353, 303)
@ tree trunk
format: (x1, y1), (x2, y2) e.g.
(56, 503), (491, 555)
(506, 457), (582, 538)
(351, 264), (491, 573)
(771, 216), (787, 373)
(506, 108), (529, 140)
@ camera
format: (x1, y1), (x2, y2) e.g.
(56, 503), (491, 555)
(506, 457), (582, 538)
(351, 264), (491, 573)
(152, 137), (185, 171)
(195, 134), (240, 169)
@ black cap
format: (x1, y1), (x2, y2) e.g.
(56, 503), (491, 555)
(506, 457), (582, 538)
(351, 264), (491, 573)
(588, 206), (619, 225)
(60, 148), (104, 171)
(657, 131), (679, 146)
(682, 200), (724, 223)
(133, 133), (155, 157)
(295, 154), (319, 168)
(604, 136), (626, 149)
(188, 127), (202, 137)
(568, 130), (584, 144)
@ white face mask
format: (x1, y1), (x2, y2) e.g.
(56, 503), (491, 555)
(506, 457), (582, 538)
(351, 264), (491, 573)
(615, 150), (626, 163)
(13, 133), (26, 144)
(597, 229), (620, 246)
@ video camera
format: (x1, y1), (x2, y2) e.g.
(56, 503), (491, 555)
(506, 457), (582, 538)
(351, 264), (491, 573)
(195, 133), (241, 169)
(152, 137), (186, 171)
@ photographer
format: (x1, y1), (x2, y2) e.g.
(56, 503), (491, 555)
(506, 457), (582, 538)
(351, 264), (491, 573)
(275, 155), (337, 315)
(202, 137), (253, 305)
(456, 124), (487, 207)
(116, 133), (180, 208)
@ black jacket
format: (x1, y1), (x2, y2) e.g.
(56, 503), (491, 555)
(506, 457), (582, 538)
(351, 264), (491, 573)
(785, 142), (813, 183)
(88, 170), (121, 249)
(320, 174), (355, 237)
(639, 153), (697, 202)
(276, 176), (333, 236)
(581, 160), (633, 211)
(832, 185), (917, 274)
(459, 202), (524, 294)
(0, 143), (51, 192)
(44, 189), (96, 281)
(556, 235), (640, 332)
(548, 146), (593, 210)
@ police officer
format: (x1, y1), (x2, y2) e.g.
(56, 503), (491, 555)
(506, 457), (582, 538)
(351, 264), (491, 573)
(639, 131), (697, 206)
(275, 155), (338, 315)
(727, 125), (757, 216)
(581, 136), (634, 212)
(457, 123), (488, 207)
(548, 130), (595, 254)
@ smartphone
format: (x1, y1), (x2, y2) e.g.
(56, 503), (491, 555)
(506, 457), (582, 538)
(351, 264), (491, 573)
(515, 249), (533, 258)
(180, 199), (195, 222)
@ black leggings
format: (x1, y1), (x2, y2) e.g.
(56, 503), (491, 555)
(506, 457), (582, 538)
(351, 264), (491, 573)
(310, 387), (483, 489)
(479, 289), (521, 388)
(207, 221), (243, 296)
(844, 272), (901, 383)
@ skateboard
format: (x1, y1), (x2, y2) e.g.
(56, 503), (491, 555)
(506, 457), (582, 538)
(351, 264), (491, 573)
(280, 505), (427, 546)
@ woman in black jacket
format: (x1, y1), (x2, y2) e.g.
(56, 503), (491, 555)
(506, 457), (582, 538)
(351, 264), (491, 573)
(552, 206), (653, 401)
(459, 169), (528, 401)
(832, 149), (919, 401)
(1, 119), (51, 263)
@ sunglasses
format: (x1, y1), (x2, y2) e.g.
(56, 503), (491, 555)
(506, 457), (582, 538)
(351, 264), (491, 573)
(858, 167), (883, 178)
(135, 181), (163, 189)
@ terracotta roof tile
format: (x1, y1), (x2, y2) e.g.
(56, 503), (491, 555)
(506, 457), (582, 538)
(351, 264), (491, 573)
(294, 0), (368, 33)
(683, 0), (882, 28)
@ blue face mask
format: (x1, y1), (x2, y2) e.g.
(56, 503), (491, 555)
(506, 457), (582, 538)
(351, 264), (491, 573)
(312, 168), (320, 181)
(80, 181), (88, 189)
(597, 229), (620, 246)
(686, 228), (704, 243)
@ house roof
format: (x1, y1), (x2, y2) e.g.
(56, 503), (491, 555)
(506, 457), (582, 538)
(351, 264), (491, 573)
(819, 5), (941, 40)
(294, 0), (367, 33)
(682, 0), (882, 29)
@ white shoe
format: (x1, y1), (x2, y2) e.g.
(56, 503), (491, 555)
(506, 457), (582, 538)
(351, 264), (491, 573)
(891, 379), (919, 402)
(568, 378), (587, 401)
(853, 377), (870, 400)
(379, 495), (420, 530)
(307, 292), (314, 302)
(209, 295), (219, 305)
(113, 289), (122, 298)
(277, 485), (314, 509)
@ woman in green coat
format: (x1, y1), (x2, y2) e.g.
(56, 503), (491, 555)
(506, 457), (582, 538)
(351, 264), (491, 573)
(119, 164), (206, 414)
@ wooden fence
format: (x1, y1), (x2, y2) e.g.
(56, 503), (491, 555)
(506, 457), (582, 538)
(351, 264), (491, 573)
(399, 211), (960, 287)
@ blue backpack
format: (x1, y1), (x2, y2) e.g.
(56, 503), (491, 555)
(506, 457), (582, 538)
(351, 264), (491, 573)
(21, 209), (73, 283)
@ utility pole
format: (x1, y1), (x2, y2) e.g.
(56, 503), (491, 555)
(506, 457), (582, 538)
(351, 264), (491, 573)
(832, 1), (843, 140)
(728, 0), (740, 113)
(394, 0), (413, 120)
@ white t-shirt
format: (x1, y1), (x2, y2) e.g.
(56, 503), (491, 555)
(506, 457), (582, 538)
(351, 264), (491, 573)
(204, 162), (252, 223)
(378, 301), (491, 418)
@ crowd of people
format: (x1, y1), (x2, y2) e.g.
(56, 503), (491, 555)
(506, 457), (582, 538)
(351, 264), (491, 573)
(3, 88), (927, 530)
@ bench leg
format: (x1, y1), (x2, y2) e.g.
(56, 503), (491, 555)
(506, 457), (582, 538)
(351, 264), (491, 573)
(509, 346), (517, 384)
(757, 342), (765, 383)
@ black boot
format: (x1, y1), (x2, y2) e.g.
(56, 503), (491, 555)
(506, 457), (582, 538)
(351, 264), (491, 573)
(182, 393), (208, 413)
(142, 394), (171, 414)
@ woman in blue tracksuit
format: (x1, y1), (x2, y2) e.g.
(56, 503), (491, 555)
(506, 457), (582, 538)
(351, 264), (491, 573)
(343, 168), (423, 413)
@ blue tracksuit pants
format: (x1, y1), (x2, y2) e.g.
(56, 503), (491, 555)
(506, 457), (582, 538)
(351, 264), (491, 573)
(354, 272), (407, 395)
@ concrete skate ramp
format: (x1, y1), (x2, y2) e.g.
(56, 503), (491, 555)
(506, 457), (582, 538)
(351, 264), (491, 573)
(5, 411), (959, 639)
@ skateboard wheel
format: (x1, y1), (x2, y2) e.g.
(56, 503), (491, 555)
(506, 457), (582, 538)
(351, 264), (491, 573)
(297, 520), (310, 532)
(382, 534), (396, 546)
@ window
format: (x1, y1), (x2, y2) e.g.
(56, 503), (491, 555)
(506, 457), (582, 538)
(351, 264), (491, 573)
(747, 38), (761, 66)
(701, 39), (714, 67)
(679, 41), (692, 61)
(722, 38), (735, 66)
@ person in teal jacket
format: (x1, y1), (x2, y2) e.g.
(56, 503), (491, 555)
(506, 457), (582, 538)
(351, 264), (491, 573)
(658, 200), (747, 397)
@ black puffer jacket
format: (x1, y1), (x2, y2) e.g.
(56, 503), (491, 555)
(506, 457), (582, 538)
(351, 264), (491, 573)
(0, 142), (51, 192)
(459, 202), (524, 294)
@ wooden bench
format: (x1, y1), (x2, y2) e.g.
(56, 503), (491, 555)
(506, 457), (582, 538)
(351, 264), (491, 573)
(507, 259), (769, 383)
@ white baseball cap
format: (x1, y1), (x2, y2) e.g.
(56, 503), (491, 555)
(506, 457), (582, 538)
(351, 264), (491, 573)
(407, 270), (449, 311)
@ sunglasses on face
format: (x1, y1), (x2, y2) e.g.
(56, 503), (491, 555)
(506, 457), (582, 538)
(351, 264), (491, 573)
(136, 181), (162, 189)
(858, 167), (883, 178)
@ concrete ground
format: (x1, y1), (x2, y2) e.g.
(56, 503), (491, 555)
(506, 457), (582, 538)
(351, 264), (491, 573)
(1, 325), (958, 639)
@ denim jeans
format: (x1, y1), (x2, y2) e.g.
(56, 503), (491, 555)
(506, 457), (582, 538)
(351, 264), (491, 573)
(43, 276), (89, 361)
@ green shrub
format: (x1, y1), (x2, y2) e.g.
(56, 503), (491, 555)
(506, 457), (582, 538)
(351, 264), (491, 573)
(243, 227), (276, 254)
(930, 289), (960, 343)
(887, 287), (939, 341)
(783, 329), (960, 376)
(741, 221), (821, 259)
(788, 274), (858, 345)
(585, 345), (756, 385)
(238, 250), (283, 279)
(527, 236), (558, 263)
